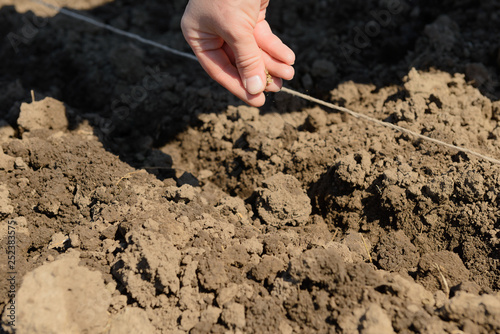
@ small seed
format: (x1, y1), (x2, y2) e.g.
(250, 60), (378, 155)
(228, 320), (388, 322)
(265, 69), (272, 86)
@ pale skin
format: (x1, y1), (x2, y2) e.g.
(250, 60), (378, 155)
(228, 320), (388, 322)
(181, 0), (296, 107)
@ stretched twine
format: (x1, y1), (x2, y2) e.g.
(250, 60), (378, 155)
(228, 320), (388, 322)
(30, 0), (500, 166)
(281, 87), (500, 165)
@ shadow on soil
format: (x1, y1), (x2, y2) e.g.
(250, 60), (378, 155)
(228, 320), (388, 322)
(0, 0), (498, 175)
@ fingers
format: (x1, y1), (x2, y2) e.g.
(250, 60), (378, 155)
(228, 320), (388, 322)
(199, 43), (293, 98)
(225, 20), (296, 96)
(181, 0), (294, 107)
(265, 77), (282, 93)
(225, 28), (268, 96)
(196, 48), (266, 107)
(262, 51), (294, 80)
(254, 20), (295, 66)
(223, 42), (294, 93)
(253, 20), (295, 92)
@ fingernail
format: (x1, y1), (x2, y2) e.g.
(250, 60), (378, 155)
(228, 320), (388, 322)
(245, 76), (264, 95)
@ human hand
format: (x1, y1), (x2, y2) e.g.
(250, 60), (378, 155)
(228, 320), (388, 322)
(181, 0), (295, 107)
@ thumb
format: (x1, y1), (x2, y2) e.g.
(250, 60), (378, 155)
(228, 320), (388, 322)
(229, 33), (266, 95)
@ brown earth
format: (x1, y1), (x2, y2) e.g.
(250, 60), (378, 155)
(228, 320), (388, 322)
(1, 0), (500, 333)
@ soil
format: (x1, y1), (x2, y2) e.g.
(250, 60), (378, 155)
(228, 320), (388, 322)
(1, 0), (500, 333)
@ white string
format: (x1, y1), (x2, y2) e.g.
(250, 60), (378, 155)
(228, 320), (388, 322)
(31, 0), (198, 61)
(281, 87), (500, 165)
(29, 0), (500, 166)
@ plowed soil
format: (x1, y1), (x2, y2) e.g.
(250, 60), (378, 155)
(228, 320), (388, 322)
(1, 0), (500, 333)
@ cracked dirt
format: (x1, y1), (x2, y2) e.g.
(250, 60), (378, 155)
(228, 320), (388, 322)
(1, 0), (500, 333)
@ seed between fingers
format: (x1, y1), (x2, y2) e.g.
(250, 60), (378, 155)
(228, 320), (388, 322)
(265, 69), (273, 86)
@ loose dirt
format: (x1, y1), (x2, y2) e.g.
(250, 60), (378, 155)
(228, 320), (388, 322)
(1, 0), (500, 333)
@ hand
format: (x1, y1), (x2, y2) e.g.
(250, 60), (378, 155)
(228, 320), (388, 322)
(181, 0), (295, 107)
